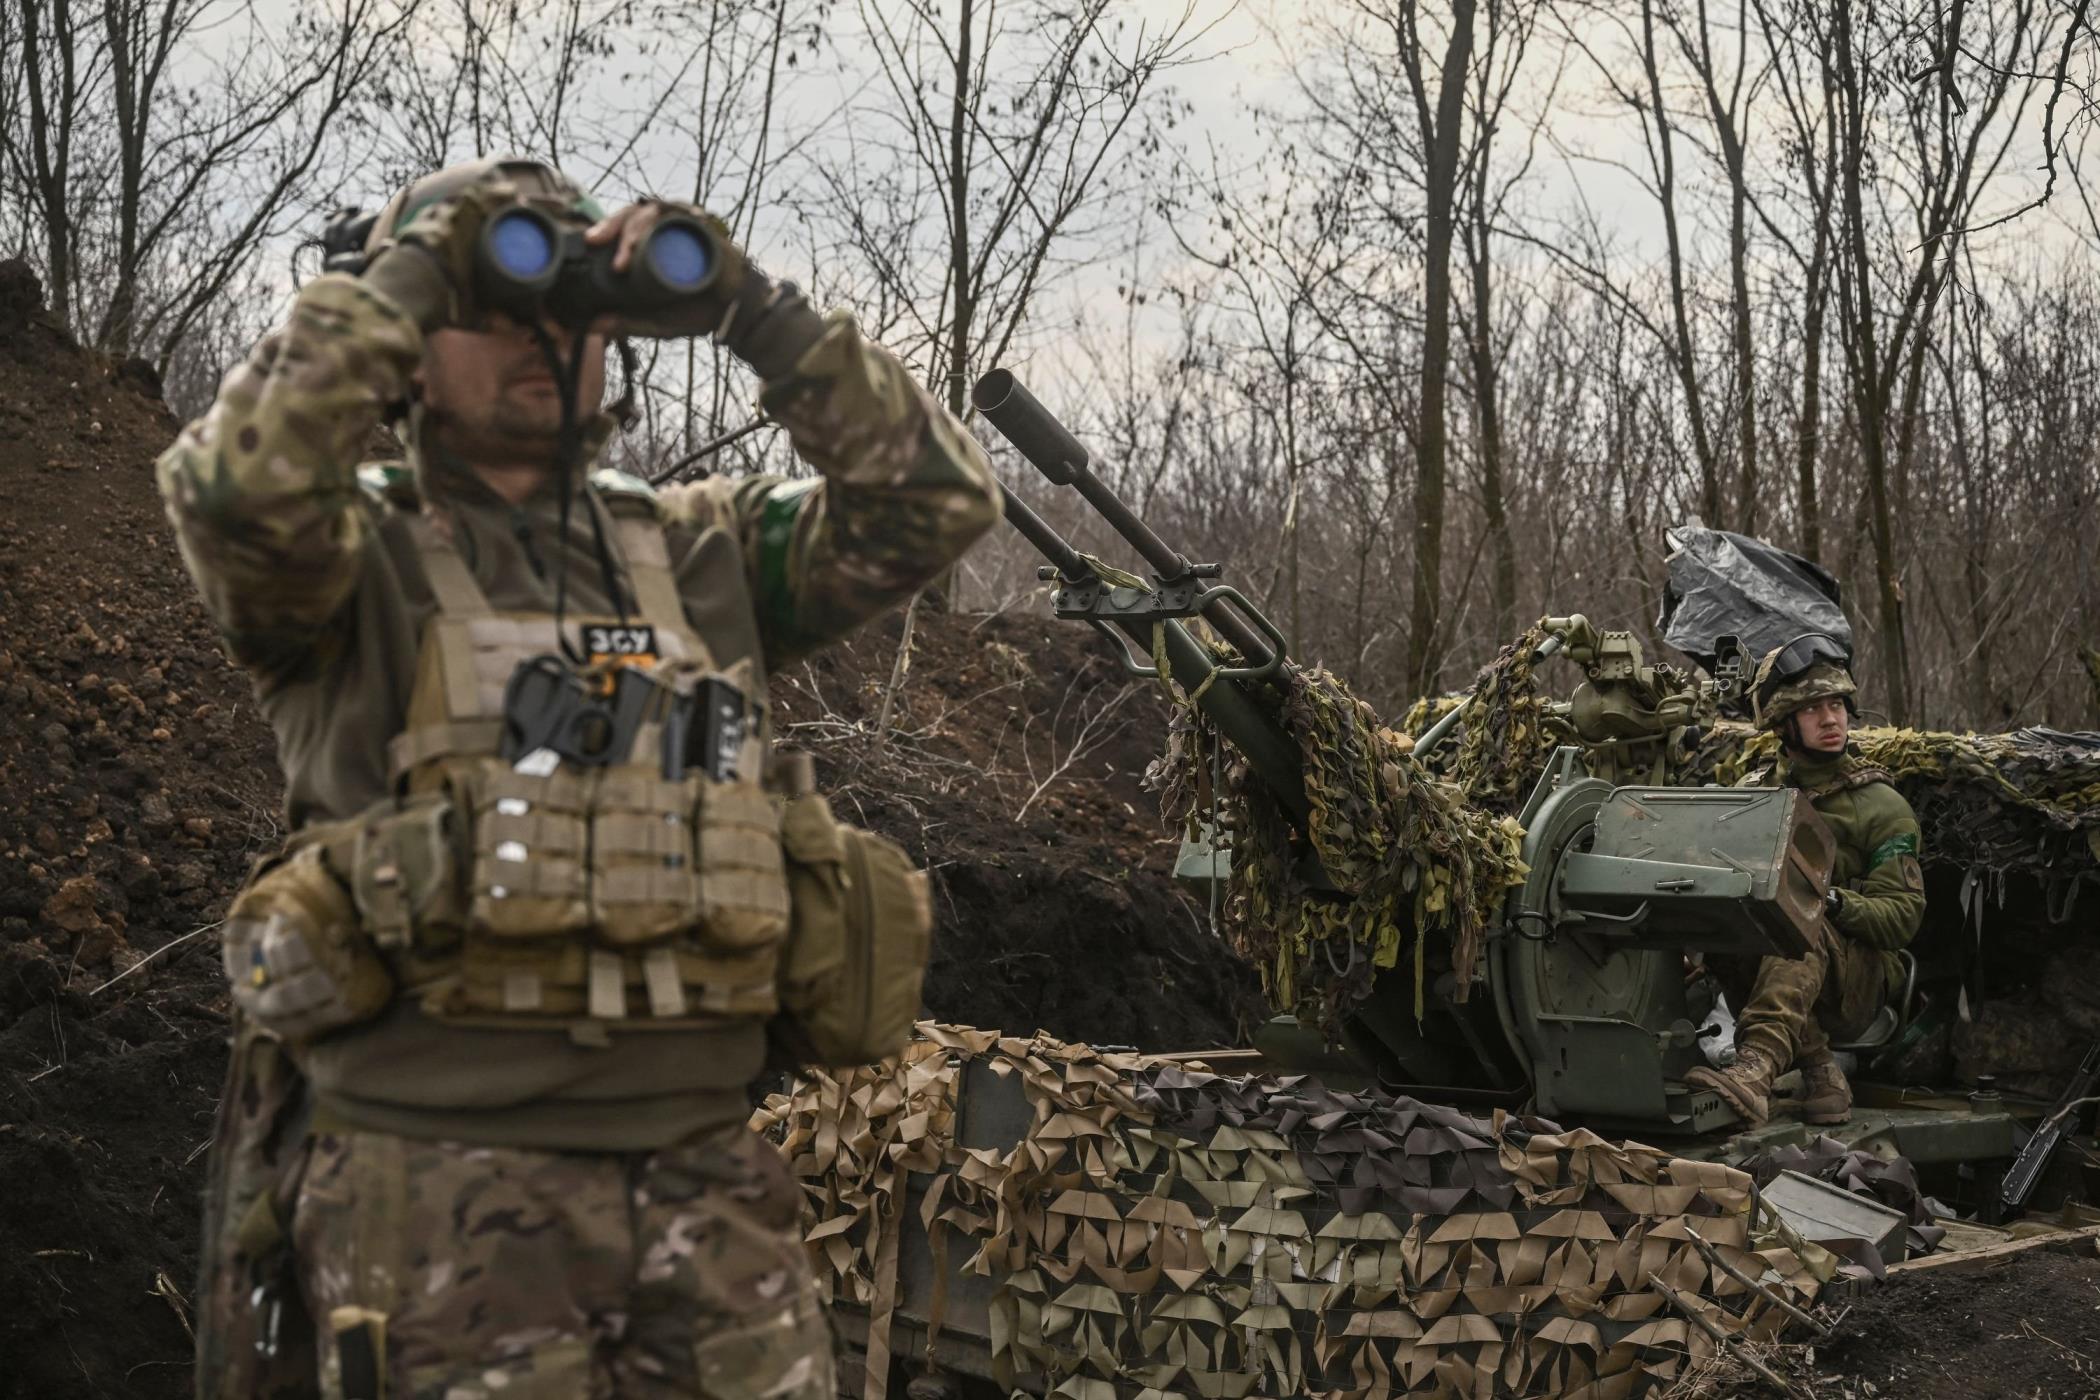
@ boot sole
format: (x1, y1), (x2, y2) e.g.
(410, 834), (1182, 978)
(1686, 1068), (1770, 1126)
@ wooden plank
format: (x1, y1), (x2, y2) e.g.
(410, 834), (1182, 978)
(1929, 1215), (2014, 1254)
(1821, 1223), (2100, 1303)
(1882, 1223), (2100, 1279)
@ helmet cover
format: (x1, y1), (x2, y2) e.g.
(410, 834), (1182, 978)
(1752, 644), (1857, 732)
(363, 157), (605, 260)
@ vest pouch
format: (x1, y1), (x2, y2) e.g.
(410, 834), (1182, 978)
(349, 793), (465, 971)
(459, 759), (592, 939)
(223, 840), (392, 1047)
(779, 795), (931, 1068)
(778, 793), (848, 991)
(693, 776), (791, 954)
(590, 770), (702, 946)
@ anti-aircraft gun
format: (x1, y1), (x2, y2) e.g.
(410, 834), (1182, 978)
(974, 370), (1977, 1146)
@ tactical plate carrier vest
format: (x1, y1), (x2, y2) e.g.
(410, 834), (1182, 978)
(222, 486), (929, 1064)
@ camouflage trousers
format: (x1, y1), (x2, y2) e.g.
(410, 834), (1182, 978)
(1728, 919), (1885, 1068)
(291, 1124), (836, 1400)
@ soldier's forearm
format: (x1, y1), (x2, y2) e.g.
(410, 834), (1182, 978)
(1835, 887), (1924, 951)
(745, 316), (1001, 659)
(156, 274), (423, 665)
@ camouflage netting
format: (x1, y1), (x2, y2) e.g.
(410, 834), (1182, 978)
(1157, 662), (1528, 1032)
(1684, 723), (2100, 880)
(1401, 625), (2100, 884)
(1441, 621), (1573, 815)
(757, 1024), (1831, 1400)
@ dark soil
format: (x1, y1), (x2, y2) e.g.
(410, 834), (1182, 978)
(1689, 1243), (2100, 1399)
(777, 609), (1263, 1051)
(1800, 1249), (2100, 1399)
(0, 260), (1259, 1396)
(0, 270), (280, 1399)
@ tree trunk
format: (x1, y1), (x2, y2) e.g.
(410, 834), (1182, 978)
(1721, 134), (1757, 532)
(1640, 0), (1721, 523)
(925, 0), (976, 614)
(1466, 191), (1515, 642)
(21, 0), (80, 331)
(1834, 1), (1912, 723)
(1795, 241), (1829, 561)
(102, 1), (143, 356)
(1403, 0), (1477, 696)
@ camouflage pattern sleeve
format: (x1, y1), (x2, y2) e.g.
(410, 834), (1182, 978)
(657, 314), (1001, 666)
(1834, 784), (1926, 952)
(156, 274), (422, 671)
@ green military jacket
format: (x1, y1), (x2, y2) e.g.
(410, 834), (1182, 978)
(156, 272), (1001, 1148)
(1745, 748), (1926, 983)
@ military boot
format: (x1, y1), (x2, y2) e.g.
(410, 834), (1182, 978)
(1795, 1048), (1853, 1125)
(1686, 1045), (1781, 1127)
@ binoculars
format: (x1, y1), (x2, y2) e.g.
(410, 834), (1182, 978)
(476, 204), (720, 326)
(318, 201), (721, 326)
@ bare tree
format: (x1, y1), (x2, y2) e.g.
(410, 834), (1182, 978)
(803, 0), (1211, 419)
(1456, 0), (1551, 642)
(1829, 0), (2040, 724)
(15, 0), (103, 329)
(1663, 0), (1761, 529)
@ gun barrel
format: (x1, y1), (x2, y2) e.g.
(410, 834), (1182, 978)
(973, 369), (1278, 668)
(997, 478), (1310, 825)
(1001, 487), (1096, 584)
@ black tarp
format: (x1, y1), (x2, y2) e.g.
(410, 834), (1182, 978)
(1658, 525), (1850, 669)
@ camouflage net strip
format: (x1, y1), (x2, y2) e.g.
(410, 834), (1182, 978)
(1449, 621), (1572, 813)
(1216, 664), (1528, 1029)
(757, 1025), (1830, 1400)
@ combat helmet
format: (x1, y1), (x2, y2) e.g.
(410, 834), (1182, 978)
(363, 156), (605, 261)
(1750, 633), (1857, 732)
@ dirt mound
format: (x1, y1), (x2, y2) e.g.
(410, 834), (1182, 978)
(778, 609), (1261, 1050)
(0, 300), (1256, 1393)
(0, 306), (281, 1396)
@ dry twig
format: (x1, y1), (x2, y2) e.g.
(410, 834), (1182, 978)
(1649, 1272), (1793, 1394)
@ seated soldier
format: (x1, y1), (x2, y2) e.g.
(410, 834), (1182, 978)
(1687, 637), (1926, 1125)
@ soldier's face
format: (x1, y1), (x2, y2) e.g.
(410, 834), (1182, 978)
(417, 315), (607, 466)
(1792, 696), (1850, 753)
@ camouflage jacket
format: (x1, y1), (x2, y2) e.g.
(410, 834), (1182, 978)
(155, 273), (999, 1149)
(1744, 749), (1926, 956)
(158, 273), (1001, 830)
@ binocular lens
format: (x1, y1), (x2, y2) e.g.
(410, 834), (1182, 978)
(645, 223), (712, 291)
(487, 210), (558, 281)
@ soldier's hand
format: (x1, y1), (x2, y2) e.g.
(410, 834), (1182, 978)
(584, 200), (749, 341)
(361, 171), (522, 333)
(583, 201), (823, 378)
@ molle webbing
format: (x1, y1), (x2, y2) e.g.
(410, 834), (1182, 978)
(370, 495), (788, 1029)
(389, 505), (713, 785)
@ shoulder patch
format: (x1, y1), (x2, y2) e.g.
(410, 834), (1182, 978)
(589, 466), (659, 513)
(1868, 831), (1920, 871)
(356, 460), (418, 511)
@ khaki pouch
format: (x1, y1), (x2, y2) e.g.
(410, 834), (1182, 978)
(778, 792), (931, 1067)
(693, 776), (791, 953)
(458, 760), (591, 938)
(223, 842), (393, 1047)
(590, 770), (702, 945)
(350, 793), (465, 968)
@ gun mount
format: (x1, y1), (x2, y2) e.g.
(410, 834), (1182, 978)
(975, 368), (1872, 1136)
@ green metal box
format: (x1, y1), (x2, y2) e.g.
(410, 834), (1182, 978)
(1555, 785), (1833, 959)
